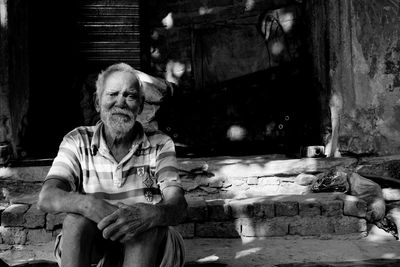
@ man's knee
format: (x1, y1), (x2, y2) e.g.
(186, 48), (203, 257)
(127, 227), (168, 248)
(62, 213), (97, 237)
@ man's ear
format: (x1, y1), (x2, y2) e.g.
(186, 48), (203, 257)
(94, 93), (100, 112)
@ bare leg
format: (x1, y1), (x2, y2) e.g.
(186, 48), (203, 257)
(61, 214), (102, 267)
(123, 226), (168, 267)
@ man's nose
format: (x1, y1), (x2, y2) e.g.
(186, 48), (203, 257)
(115, 94), (126, 107)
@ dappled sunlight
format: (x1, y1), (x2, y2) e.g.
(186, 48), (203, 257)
(234, 247), (262, 259)
(151, 30), (159, 40)
(150, 47), (161, 59)
(0, 1), (6, 27)
(279, 12), (294, 32)
(245, 0), (255, 11)
(271, 41), (285, 55)
(162, 12), (173, 29)
(199, 7), (214, 16)
(165, 60), (186, 85)
(226, 125), (247, 141)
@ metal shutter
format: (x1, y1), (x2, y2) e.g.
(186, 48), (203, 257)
(76, 0), (141, 69)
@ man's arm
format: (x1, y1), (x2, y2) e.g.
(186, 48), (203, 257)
(37, 179), (118, 224)
(97, 186), (187, 243)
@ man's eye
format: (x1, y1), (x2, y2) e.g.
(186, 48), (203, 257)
(127, 93), (138, 100)
(108, 92), (118, 97)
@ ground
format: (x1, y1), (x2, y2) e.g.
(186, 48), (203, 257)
(1, 225), (400, 267)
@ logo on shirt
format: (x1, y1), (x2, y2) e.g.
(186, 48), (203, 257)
(137, 167), (145, 177)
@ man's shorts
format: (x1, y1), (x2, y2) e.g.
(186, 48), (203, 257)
(54, 226), (185, 267)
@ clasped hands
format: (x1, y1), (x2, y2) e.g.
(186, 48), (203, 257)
(85, 197), (159, 243)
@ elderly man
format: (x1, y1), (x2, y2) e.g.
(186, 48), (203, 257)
(37, 63), (187, 267)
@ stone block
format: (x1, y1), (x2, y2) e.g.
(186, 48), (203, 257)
(186, 197), (207, 222)
(295, 173), (317, 186)
(246, 177), (258, 185)
(275, 201), (298, 217)
(258, 177), (280, 185)
(181, 179), (199, 192)
(229, 199), (254, 218)
(230, 178), (245, 186)
(174, 223), (195, 239)
(46, 213), (66, 231)
(24, 205), (46, 229)
(26, 229), (54, 244)
(289, 216), (334, 236)
(342, 196), (367, 218)
(0, 226), (27, 245)
(383, 188), (400, 201)
(299, 200), (321, 217)
(1, 204), (29, 227)
(239, 217), (289, 237)
(209, 180), (224, 188)
(253, 199), (275, 218)
(206, 199), (231, 221)
(332, 216), (367, 234)
(196, 221), (240, 238)
(321, 200), (343, 216)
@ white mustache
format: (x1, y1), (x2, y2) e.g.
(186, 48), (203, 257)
(110, 108), (134, 117)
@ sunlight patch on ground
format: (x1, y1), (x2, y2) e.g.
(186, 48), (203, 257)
(162, 12), (173, 29)
(196, 254), (219, 263)
(235, 247), (262, 259)
(382, 252), (398, 258)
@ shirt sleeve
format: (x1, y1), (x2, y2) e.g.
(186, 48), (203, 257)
(45, 134), (81, 192)
(155, 138), (182, 192)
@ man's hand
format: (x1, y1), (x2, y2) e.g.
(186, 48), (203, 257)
(97, 202), (159, 243)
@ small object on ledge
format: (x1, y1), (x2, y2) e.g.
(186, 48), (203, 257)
(300, 145), (326, 158)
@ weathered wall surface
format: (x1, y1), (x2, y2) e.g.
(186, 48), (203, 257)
(338, 0), (400, 155)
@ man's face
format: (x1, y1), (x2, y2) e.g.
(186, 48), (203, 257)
(98, 71), (143, 138)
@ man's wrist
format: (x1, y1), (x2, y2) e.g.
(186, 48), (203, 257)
(75, 193), (95, 216)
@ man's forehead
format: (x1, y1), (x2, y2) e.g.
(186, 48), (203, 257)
(104, 71), (140, 88)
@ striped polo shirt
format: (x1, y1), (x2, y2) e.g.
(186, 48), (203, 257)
(45, 121), (182, 205)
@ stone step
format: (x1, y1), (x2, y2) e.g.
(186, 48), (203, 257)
(0, 193), (369, 245)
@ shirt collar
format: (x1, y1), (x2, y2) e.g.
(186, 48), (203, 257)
(91, 121), (150, 155)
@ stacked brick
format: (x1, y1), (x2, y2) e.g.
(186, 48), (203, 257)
(0, 193), (368, 245)
(175, 193), (367, 239)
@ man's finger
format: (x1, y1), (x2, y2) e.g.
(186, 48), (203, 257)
(110, 224), (131, 242)
(102, 219), (123, 239)
(97, 210), (119, 230)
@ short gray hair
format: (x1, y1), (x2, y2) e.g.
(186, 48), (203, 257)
(95, 63), (144, 101)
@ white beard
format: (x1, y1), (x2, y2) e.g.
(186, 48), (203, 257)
(101, 108), (137, 139)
